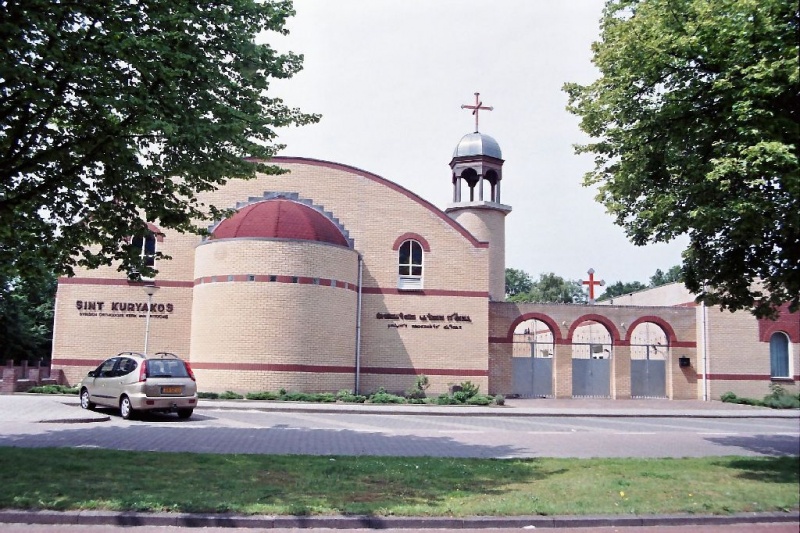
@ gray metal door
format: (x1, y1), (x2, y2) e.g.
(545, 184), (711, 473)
(572, 358), (611, 398)
(512, 357), (553, 398)
(631, 359), (666, 398)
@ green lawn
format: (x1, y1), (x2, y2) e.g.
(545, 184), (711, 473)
(0, 448), (797, 516)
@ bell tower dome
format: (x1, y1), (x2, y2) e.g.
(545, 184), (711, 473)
(446, 93), (511, 301)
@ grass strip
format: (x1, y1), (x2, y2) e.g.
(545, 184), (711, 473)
(0, 448), (797, 516)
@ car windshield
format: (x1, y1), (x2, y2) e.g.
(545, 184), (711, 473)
(146, 359), (190, 378)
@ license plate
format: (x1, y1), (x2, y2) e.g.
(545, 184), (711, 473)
(161, 386), (182, 394)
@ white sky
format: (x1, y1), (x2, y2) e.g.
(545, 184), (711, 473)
(266, 0), (688, 291)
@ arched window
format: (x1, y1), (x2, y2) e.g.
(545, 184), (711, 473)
(129, 233), (157, 280)
(398, 239), (423, 290)
(770, 332), (790, 378)
(132, 234), (157, 268)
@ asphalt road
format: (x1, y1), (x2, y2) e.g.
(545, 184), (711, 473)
(0, 400), (797, 458)
(0, 396), (797, 531)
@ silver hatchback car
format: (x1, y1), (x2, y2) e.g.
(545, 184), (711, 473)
(79, 352), (198, 419)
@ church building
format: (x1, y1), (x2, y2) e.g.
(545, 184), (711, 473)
(52, 124), (513, 395)
(51, 104), (798, 400)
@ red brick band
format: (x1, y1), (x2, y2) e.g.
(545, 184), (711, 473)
(53, 359), (487, 377)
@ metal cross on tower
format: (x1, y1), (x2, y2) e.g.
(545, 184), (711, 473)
(461, 92), (493, 133)
(582, 268), (605, 303)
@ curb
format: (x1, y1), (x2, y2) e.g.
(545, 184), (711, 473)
(197, 402), (800, 418)
(0, 509), (797, 529)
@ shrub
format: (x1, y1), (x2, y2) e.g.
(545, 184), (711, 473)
(336, 390), (367, 403)
(435, 393), (459, 405)
(246, 391), (278, 401)
(720, 391), (738, 403)
(26, 385), (78, 395)
(197, 391), (219, 399)
(762, 383), (800, 409)
(466, 394), (492, 406)
(405, 374), (430, 400)
(369, 391), (406, 404)
(494, 394), (505, 406)
(721, 384), (800, 409)
(219, 391), (244, 400)
(762, 394), (800, 409)
(459, 380), (480, 399)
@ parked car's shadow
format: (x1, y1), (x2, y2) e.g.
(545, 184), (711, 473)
(89, 406), (209, 422)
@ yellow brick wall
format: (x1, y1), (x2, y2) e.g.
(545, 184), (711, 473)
(358, 294), (488, 395)
(700, 308), (799, 399)
(52, 283), (193, 385)
(446, 205), (508, 301)
(52, 158), (494, 394)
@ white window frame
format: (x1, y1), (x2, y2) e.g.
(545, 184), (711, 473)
(130, 233), (157, 280)
(397, 239), (423, 290)
(769, 331), (792, 379)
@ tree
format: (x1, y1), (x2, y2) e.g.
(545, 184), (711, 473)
(509, 272), (587, 304)
(597, 281), (648, 301)
(0, 0), (319, 283)
(564, 0), (799, 317)
(0, 260), (56, 362)
(650, 265), (682, 288)
(505, 268), (533, 298)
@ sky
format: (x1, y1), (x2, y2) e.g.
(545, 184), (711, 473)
(265, 0), (688, 290)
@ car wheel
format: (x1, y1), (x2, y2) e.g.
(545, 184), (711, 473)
(80, 389), (95, 410)
(120, 396), (136, 420)
(177, 409), (193, 419)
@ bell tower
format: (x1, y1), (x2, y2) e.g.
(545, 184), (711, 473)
(446, 93), (512, 301)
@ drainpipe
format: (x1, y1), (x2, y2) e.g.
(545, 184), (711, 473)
(701, 294), (709, 402)
(355, 255), (363, 395)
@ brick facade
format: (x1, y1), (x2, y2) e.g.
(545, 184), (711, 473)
(49, 155), (795, 403)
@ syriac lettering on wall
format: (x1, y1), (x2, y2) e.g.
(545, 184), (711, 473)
(75, 300), (175, 319)
(375, 312), (472, 330)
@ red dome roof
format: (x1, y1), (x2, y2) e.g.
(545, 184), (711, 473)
(211, 199), (348, 247)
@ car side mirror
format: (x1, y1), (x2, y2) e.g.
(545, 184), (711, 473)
(87, 370), (96, 377)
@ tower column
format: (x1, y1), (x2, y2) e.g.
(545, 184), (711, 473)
(478, 174), (484, 201)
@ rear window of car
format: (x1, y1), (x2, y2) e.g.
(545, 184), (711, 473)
(147, 359), (190, 378)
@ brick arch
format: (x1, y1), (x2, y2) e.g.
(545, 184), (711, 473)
(124, 223), (165, 243)
(392, 233), (431, 252)
(566, 314), (623, 344)
(504, 313), (564, 344)
(625, 315), (679, 346)
(146, 223), (165, 243)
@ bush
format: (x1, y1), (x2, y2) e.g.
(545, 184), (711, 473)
(336, 390), (367, 403)
(197, 391), (219, 399)
(458, 380), (480, 399)
(465, 394), (492, 406)
(26, 385), (78, 395)
(369, 390), (406, 404)
(219, 391), (244, 400)
(721, 384), (800, 409)
(762, 383), (800, 409)
(494, 394), (505, 406)
(720, 391), (738, 403)
(405, 374), (430, 400)
(435, 393), (459, 405)
(246, 391), (278, 401)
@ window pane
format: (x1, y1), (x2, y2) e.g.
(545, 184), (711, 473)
(399, 241), (410, 265)
(411, 242), (422, 264)
(399, 265), (410, 275)
(770, 333), (790, 377)
(411, 266), (422, 276)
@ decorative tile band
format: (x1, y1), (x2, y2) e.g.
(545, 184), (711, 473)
(193, 275), (357, 292)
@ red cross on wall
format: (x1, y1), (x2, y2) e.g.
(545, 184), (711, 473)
(461, 92), (493, 133)
(583, 268), (605, 303)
